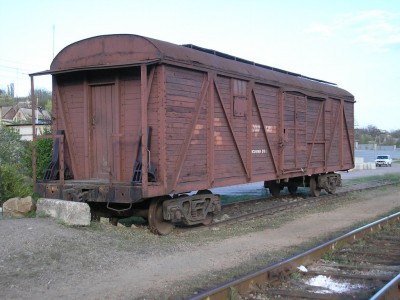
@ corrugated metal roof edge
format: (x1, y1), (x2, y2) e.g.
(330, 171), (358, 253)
(31, 34), (354, 102)
(143, 35), (354, 101)
(30, 59), (161, 76)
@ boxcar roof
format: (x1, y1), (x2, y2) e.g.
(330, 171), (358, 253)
(33, 34), (354, 101)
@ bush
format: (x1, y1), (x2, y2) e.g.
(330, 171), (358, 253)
(0, 164), (32, 204)
(22, 132), (53, 180)
(0, 125), (25, 165)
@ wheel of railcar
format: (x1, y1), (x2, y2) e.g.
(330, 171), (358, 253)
(109, 217), (119, 226)
(327, 178), (337, 194)
(202, 214), (214, 225)
(196, 189), (214, 225)
(309, 176), (321, 197)
(148, 197), (175, 235)
(268, 182), (281, 197)
(287, 184), (298, 195)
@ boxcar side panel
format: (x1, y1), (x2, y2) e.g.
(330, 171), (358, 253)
(306, 98), (325, 169)
(57, 76), (85, 179)
(327, 98), (341, 167)
(343, 101), (355, 166)
(147, 67), (160, 182)
(120, 71), (141, 181)
(251, 83), (280, 180)
(164, 66), (208, 192)
(213, 75), (248, 182)
(283, 93), (307, 172)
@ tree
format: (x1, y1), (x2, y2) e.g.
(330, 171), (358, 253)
(45, 99), (52, 112)
(390, 129), (400, 139)
(366, 125), (381, 138)
(0, 125), (32, 203)
(28, 88), (52, 108)
(7, 83), (15, 98)
(22, 134), (53, 179)
(0, 164), (32, 204)
(0, 125), (25, 165)
(0, 93), (14, 106)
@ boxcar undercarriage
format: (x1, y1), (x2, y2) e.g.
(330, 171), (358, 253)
(36, 171), (341, 234)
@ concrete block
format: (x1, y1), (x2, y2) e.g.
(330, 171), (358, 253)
(37, 198), (91, 226)
(355, 157), (364, 164)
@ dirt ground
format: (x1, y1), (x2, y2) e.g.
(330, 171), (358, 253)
(0, 186), (399, 300)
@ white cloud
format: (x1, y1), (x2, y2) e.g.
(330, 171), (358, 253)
(306, 10), (400, 52)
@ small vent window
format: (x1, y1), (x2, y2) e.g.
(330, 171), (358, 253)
(233, 79), (247, 117)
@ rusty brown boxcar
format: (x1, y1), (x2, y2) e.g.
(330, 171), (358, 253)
(30, 34), (355, 234)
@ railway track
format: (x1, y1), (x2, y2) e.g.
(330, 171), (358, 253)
(188, 212), (400, 300)
(194, 179), (400, 231)
(174, 179), (399, 234)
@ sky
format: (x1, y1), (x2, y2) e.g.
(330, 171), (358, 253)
(1, 0), (399, 130)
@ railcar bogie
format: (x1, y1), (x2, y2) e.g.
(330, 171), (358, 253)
(264, 172), (341, 197)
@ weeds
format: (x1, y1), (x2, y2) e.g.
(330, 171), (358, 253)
(347, 173), (400, 184)
(290, 271), (302, 280)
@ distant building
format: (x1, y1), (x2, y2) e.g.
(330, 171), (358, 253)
(5, 123), (51, 141)
(0, 106), (17, 123)
(13, 107), (51, 124)
(1, 106), (52, 140)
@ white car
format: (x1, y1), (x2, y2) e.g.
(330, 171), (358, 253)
(375, 155), (392, 167)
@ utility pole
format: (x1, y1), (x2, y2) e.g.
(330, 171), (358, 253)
(52, 25), (55, 58)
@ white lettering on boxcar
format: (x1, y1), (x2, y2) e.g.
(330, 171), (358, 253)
(265, 125), (277, 133)
(252, 124), (261, 137)
(252, 149), (267, 154)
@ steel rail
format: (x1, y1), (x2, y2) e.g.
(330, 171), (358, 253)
(188, 212), (400, 300)
(370, 273), (400, 300)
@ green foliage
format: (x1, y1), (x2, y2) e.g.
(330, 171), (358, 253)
(355, 125), (400, 146)
(22, 133), (53, 179)
(347, 173), (400, 184)
(228, 287), (239, 300)
(220, 194), (262, 205)
(0, 94), (14, 106)
(0, 125), (25, 165)
(0, 164), (32, 204)
(45, 100), (52, 112)
(29, 88), (52, 108)
(290, 271), (301, 280)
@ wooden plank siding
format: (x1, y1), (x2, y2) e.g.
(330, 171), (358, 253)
(57, 79), (85, 179)
(51, 63), (354, 197)
(165, 66), (208, 190)
(120, 74), (141, 181)
(158, 64), (355, 194)
(251, 84), (279, 178)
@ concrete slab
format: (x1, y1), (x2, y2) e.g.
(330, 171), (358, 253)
(36, 198), (91, 226)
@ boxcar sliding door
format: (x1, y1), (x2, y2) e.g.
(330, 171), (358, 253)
(91, 84), (116, 179)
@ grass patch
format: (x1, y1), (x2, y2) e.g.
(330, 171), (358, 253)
(220, 194), (263, 205)
(36, 211), (50, 218)
(290, 271), (301, 280)
(347, 173), (400, 184)
(25, 210), (37, 218)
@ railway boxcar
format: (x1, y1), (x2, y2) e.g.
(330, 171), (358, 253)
(31, 34), (355, 234)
